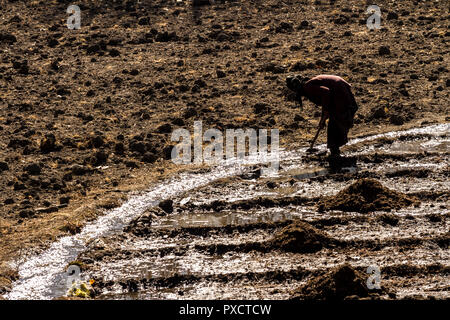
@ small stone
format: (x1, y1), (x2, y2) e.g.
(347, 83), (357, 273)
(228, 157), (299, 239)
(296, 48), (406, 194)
(158, 199), (173, 214)
(389, 114), (404, 125)
(115, 142), (125, 155)
(59, 196), (70, 205)
(125, 160), (139, 168)
(216, 70), (226, 78)
(109, 49), (120, 57)
(138, 17), (150, 26)
(157, 123), (172, 134)
(24, 163), (41, 175)
(0, 161), (9, 172)
(93, 150), (108, 165)
(378, 46), (391, 56)
(387, 12), (399, 20)
(40, 134), (57, 153)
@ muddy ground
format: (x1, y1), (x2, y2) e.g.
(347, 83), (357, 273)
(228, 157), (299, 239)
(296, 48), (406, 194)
(0, 0), (449, 299)
(4, 124), (449, 300)
(69, 127), (448, 300)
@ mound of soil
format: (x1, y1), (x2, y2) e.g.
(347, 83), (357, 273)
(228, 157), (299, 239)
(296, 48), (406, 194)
(270, 221), (330, 253)
(291, 264), (380, 300)
(319, 178), (419, 213)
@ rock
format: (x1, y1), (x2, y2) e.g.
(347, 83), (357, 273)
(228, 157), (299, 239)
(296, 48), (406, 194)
(138, 17), (150, 26)
(89, 135), (104, 148)
(398, 88), (409, 97)
(113, 76), (122, 84)
(12, 60), (29, 75)
(0, 32), (17, 44)
(389, 114), (404, 125)
(129, 141), (146, 154)
(36, 206), (59, 214)
(370, 107), (387, 119)
(48, 38), (59, 48)
(93, 151), (108, 165)
(40, 134), (57, 153)
(334, 15), (349, 25)
(114, 142), (125, 155)
(71, 164), (90, 176)
(13, 182), (26, 191)
(59, 196), (70, 205)
(276, 22), (293, 33)
(86, 44), (101, 54)
(109, 49), (120, 57)
(158, 199), (174, 214)
(50, 60), (59, 71)
(216, 70), (226, 78)
(266, 181), (277, 189)
(315, 59), (330, 68)
(427, 214), (442, 223)
(378, 46), (391, 56)
(142, 152), (157, 163)
(183, 107), (197, 118)
(155, 31), (178, 42)
(125, 160), (139, 168)
(56, 87), (71, 96)
(0, 161), (9, 172)
(298, 20), (309, 29)
(261, 62), (286, 74)
(289, 61), (315, 72)
(19, 210), (35, 218)
(169, 117), (183, 126)
(157, 123), (172, 134)
(194, 79), (207, 88)
(239, 167), (261, 180)
(253, 103), (270, 114)
(387, 12), (399, 20)
(24, 163), (41, 175)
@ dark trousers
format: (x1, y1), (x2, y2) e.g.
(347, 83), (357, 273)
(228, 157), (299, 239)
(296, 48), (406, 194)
(327, 105), (357, 150)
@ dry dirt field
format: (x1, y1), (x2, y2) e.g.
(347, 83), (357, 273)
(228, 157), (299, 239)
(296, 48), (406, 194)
(0, 0), (448, 299)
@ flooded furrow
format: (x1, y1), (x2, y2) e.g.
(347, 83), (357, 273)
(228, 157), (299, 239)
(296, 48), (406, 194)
(4, 123), (449, 300)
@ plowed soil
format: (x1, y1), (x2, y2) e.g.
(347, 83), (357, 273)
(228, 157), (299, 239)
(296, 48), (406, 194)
(0, 0), (449, 299)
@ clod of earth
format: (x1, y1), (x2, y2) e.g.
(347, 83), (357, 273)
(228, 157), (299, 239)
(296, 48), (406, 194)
(318, 178), (419, 213)
(291, 264), (384, 300)
(270, 221), (330, 253)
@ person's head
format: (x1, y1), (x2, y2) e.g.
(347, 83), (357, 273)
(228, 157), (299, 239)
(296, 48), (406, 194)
(286, 75), (307, 107)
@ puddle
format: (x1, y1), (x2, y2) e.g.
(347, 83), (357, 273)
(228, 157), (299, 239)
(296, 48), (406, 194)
(154, 208), (295, 229)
